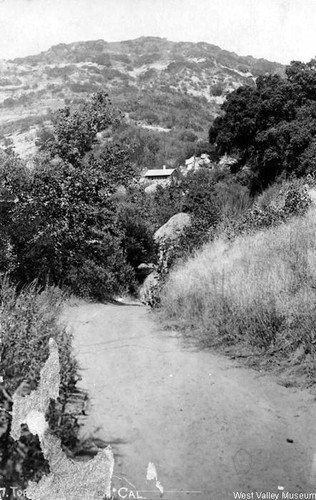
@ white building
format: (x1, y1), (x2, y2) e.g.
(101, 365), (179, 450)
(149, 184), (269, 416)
(143, 165), (176, 184)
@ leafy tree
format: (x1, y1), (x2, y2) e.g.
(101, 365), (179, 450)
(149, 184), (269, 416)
(86, 140), (138, 193)
(182, 168), (220, 234)
(0, 148), (30, 198)
(149, 181), (184, 228)
(209, 60), (316, 192)
(0, 149), (31, 275)
(8, 150), (137, 298)
(4, 92), (146, 299)
(37, 91), (121, 166)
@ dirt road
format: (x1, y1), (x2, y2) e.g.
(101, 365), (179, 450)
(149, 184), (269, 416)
(65, 302), (316, 500)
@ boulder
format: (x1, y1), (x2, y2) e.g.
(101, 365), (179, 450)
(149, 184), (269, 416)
(154, 213), (191, 244)
(138, 263), (156, 271)
(140, 214), (192, 307)
(137, 262), (157, 282)
(144, 183), (158, 194)
(308, 187), (316, 204)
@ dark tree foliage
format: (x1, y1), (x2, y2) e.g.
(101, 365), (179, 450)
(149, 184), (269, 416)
(0, 150), (31, 275)
(181, 168), (221, 249)
(182, 169), (219, 221)
(116, 202), (156, 273)
(1, 92), (155, 300)
(209, 59), (316, 192)
(8, 157), (136, 297)
(85, 141), (137, 193)
(149, 181), (185, 228)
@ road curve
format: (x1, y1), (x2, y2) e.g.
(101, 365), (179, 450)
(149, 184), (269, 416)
(64, 302), (316, 500)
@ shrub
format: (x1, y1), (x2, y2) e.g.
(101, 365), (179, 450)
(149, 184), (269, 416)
(218, 179), (311, 240)
(1, 98), (17, 108)
(210, 83), (224, 97)
(0, 280), (82, 492)
(65, 246), (136, 300)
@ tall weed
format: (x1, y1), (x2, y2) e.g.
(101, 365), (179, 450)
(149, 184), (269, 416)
(160, 206), (316, 384)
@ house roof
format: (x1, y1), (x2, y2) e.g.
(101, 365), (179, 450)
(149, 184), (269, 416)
(144, 169), (175, 177)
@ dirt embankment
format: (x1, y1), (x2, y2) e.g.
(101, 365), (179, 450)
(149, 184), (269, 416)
(65, 302), (316, 499)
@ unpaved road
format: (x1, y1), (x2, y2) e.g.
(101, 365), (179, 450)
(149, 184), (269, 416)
(65, 302), (316, 500)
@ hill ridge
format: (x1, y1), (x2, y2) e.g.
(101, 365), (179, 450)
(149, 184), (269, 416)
(0, 36), (284, 158)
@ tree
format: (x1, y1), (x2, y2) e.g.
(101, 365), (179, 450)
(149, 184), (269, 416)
(37, 91), (121, 166)
(183, 168), (220, 224)
(8, 149), (138, 298)
(0, 149), (31, 275)
(5, 93), (144, 299)
(209, 60), (316, 192)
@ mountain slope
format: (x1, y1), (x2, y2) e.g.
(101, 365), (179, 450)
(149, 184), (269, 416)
(0, 37), (284, 158)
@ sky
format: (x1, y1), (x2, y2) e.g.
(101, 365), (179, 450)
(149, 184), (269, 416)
(0, 0), (315, 64)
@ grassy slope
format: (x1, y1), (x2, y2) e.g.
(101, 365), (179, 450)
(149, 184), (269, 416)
(160, 202), (316, 386)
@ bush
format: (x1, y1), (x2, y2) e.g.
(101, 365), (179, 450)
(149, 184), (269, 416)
(65, 246), (136, 300)
(210, 83), (224, 97)
(218, 179), (311, 240)
(0, 280), (82, 491)
(1, 98), (16, 108)
(172, 169), (222, 256)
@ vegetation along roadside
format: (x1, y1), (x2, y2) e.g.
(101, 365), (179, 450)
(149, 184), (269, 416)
(2, 50), (316, 493)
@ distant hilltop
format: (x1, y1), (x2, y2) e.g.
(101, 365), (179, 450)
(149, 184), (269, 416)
(0, 36), (284, 158)
(10, 37), (283, 75)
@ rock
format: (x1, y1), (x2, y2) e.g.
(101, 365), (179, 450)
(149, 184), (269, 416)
(144, 183), (158, 194)
(308, 187), (316, 204)
(137, 263), (156, 271)
(137, 263), (157, 282)
(140, 214), (192, 307)
(154, 213), (191, 244)
(139, 271), (160, 306)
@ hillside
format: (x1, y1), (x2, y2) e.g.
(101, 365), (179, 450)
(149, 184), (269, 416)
(0, 36), (284, 158)
(159, 180), (315, 386)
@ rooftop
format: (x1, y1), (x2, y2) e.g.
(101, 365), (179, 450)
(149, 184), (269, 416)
(144, 168), (175, 177)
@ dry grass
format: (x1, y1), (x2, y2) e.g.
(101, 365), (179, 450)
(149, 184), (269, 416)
(160, 205), (316, 384)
